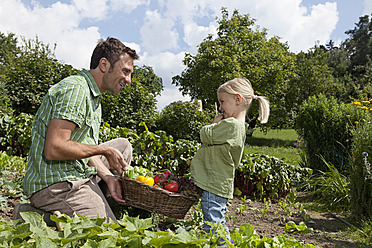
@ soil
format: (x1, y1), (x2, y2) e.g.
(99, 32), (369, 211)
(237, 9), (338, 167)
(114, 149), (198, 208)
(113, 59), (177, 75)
(2, 193), (371, 248)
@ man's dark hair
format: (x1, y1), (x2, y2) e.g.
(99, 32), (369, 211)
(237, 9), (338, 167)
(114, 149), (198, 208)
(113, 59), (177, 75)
(90, 37), (139, 70)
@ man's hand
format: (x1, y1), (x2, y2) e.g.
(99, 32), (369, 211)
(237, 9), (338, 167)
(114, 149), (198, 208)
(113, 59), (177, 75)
(104, 174), (127, 205)
(105, 147), (127, 175)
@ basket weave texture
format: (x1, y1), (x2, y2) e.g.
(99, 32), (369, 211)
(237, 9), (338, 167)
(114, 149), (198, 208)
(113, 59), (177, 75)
(121, 176), (198, 219)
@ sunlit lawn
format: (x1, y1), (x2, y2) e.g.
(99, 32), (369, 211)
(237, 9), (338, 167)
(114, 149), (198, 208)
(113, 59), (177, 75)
(245, 129), (301, 165)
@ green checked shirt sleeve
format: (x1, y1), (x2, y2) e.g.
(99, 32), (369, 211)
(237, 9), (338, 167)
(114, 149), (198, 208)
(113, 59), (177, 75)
(23, 69), (101, 196)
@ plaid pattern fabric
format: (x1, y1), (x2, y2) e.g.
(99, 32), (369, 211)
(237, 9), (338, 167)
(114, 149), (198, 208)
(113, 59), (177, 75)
(23, 69), (101, 196)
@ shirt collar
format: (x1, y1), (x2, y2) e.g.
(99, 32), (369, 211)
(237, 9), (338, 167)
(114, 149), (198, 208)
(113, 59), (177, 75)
(80, 69), (101, 98)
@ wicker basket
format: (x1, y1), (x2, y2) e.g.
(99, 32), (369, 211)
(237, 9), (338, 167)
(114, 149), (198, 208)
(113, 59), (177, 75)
(121, 176), (198, 219)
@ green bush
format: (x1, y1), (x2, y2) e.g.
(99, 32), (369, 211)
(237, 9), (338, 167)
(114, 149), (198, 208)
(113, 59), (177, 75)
(0, 112), (33, 157)
(155, 100), (214, 141)
(350, 120), (372, 221)
(101, 81), (158, 132)
(295, 94), (369, 172)
(99, 122), (200, 176)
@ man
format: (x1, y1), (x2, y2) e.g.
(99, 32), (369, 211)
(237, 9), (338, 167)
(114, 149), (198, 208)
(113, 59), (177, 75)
(21, 37), (139, 222)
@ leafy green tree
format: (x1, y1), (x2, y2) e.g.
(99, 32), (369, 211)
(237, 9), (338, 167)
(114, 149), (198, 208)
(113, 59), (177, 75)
(155, 100), (214, 141)
(285, 46), (344, 124)
(2, 36), (78, 115)
(132, 65), (163, 96)
(344, 14), (372, 74)
(101, 65), (162, 131)
(172, 8), (296, 129)
(0, 32), (18, 66)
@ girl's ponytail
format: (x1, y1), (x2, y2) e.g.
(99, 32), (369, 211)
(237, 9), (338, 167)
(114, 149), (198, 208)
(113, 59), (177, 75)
(254, 95), (270, 123)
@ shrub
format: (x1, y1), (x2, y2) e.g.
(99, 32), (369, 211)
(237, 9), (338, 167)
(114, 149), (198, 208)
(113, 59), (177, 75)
(295, 94), (369, 172)
(350, 120), (372, 221)
(155, 100), (214, 141)
(0, 111), (33, 157)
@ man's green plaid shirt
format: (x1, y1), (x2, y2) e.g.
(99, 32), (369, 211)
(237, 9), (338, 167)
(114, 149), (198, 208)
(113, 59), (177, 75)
(23, 69), (101, 196)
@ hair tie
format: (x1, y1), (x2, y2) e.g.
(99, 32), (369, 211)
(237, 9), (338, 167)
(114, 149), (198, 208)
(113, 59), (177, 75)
(253, 95), (259, 100)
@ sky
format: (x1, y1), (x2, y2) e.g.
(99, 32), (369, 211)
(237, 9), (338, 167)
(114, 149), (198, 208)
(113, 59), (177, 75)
(1, 0), (371, 110)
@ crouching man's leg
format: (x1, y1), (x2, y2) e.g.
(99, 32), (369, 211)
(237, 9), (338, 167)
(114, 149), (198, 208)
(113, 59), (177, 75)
(29, 175), (117, 223)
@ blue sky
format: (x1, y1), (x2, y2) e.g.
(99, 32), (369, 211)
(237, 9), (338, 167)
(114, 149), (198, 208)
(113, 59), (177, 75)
(1, 0), (371, 110)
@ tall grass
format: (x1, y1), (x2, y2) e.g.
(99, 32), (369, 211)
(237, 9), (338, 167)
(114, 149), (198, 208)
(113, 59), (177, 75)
(245, 129), (301, 165)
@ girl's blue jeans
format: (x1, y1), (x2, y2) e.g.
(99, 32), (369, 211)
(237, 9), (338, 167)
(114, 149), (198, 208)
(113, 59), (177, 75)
(200, 191), (230, 241)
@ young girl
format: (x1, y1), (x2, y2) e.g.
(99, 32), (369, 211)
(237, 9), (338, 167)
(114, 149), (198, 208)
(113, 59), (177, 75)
(191, 78), (270, 243)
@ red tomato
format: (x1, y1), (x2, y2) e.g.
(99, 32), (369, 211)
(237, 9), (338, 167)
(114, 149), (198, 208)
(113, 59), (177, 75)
(154, 174), (162, 184)
(164, 180), (179, 193)
(163, 170), (172, 177)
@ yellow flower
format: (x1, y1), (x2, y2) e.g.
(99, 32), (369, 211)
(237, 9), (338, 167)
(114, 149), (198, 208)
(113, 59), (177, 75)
(355, 121), (359, 124)
(362, 101), (370, 104)
(352, 101), (362, 105)
(346, 115), (351, 117)
(362, 106), (369, 110)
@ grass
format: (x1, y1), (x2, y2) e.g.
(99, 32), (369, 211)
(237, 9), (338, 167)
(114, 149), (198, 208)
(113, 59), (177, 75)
(245, 129), (301, 165)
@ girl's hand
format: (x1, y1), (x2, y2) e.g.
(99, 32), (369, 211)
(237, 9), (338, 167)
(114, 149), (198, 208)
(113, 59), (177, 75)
(212, 114), (224, 124)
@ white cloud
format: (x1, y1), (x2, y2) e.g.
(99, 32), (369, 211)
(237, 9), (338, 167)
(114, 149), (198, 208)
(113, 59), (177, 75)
(140, 51), (186, 87)
(140, 10), (179, 53)
(140, 51), (190, 110)
(183, 22), (217, 50)
(72, 0), (108, 20)
(156, 87), (191, 110)
(110, 0), (149, 13)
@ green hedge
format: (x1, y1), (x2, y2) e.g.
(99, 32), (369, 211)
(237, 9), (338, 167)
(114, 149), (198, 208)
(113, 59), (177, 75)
(350, 120), (372, 221)
(295, 94), (370, 172)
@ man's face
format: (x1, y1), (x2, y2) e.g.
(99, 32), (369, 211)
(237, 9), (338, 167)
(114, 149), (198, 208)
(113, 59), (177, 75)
(102, 54), (134, 95)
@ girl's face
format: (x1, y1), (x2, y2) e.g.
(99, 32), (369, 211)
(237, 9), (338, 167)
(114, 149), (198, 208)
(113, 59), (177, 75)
(218, 92), (240, 119)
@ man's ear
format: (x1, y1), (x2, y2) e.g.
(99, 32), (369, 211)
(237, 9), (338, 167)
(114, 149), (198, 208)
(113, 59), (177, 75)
(99, 58), (110, 73)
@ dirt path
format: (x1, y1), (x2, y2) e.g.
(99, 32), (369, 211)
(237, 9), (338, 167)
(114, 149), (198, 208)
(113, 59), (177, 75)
(223, 196), (368, 248)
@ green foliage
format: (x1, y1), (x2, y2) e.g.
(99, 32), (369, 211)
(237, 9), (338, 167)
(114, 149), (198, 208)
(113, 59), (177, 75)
(0, 212), (320, 247)
(350, 120), (372, 221)
(286, 46), (344, 124)
(3, 36), (78, 115)
(0, 151), (27, 170)
(172, 8), (296, 129)
(234, 153), (312, 200)
(295, 94), (370, 172)
(301, 157), (351, 211)
(0, 111), (34, 157)
(132, 65), (163, 96)
(130, 123), (200, 176)
(0, 32), (18, 66)
(99, 123), (200, 176)
(101, 65), (161, 131)
(155, 100), (214, 141)
(0, 152), (27, 211)
(284, 221), (313, 234)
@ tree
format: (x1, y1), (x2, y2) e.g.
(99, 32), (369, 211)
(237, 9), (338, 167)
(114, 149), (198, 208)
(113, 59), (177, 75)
(172, 8), (296, 129)
(2, 36), (78, 115)
(344, 15), (372, 75)
(0, 32), (18, 66)
(101, 65), (162, 131)
(132, 65), (163, 96)
(155, 100), (214, 141)
(285, 45), (344, 123)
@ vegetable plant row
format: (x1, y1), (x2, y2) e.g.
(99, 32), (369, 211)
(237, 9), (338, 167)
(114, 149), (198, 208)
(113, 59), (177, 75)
(0, 211), (320, 247)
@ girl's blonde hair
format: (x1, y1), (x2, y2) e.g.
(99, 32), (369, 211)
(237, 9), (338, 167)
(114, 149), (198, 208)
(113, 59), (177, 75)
(217, 78), (270, 123)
